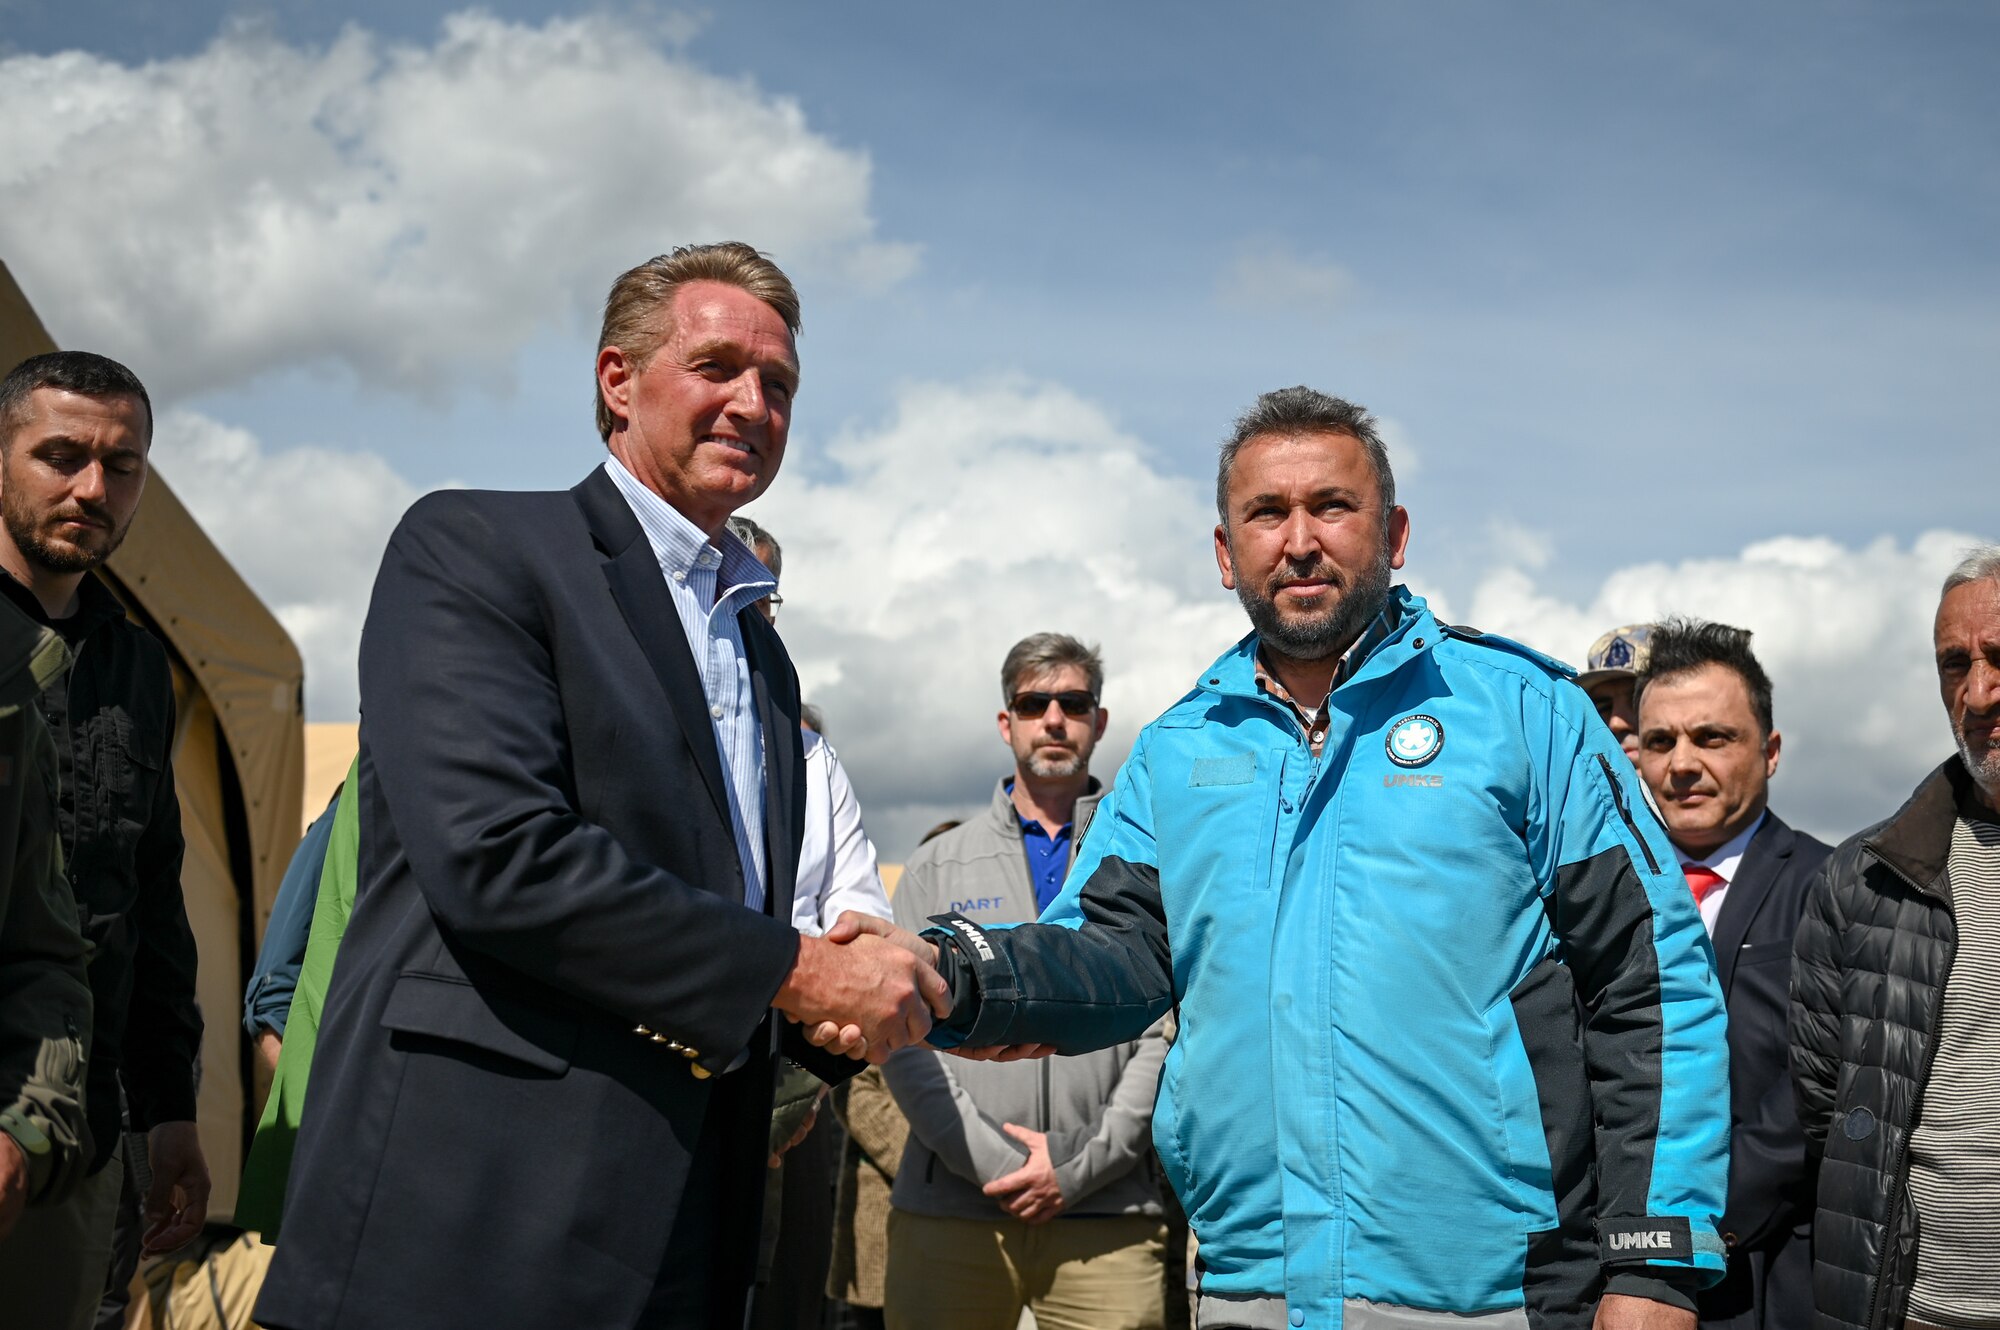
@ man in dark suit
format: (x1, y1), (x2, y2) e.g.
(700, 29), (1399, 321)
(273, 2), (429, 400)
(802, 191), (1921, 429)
(256, 243), (947, 1330)
(1634, 618), (1832, 1330)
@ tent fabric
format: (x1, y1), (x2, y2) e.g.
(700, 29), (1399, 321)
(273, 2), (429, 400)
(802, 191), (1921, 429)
(2, 260), (306, 1220)
(302, 724), (358, 832)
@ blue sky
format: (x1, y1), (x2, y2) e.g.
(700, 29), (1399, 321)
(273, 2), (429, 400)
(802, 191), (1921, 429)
(3, 2), (1994, 852)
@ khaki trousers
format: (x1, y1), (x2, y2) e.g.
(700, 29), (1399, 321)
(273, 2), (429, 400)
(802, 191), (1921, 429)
(883, 1209), (1167, 1330)
(0, 1139), (125, 1330)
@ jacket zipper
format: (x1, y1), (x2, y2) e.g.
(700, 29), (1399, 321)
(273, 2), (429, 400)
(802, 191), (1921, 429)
(1596, 754), (1659, 874)
(1862, 859), (1955, 1330)
(57, 636), (84, 872)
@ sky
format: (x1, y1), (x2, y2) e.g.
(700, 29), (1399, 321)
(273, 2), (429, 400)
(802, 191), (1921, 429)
(3, 2), (1995, 857)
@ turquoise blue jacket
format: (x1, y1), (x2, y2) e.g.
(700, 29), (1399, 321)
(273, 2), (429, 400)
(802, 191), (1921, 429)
(926, 589), (1730, 1329)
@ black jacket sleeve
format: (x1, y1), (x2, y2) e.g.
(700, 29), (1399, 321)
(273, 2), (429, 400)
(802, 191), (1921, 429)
(1790, 856), (1849, 1155)
(927, 732), (1173, 1053)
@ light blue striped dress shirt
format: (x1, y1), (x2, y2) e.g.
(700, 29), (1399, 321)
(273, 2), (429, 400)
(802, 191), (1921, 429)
(604, 457), (777, 914)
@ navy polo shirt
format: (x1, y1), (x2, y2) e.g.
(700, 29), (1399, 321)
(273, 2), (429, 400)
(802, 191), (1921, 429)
(1008, 779), (1073, 914)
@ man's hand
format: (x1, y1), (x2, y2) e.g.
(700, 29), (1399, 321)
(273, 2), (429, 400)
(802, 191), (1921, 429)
(254, 1029), (283, 1078)
(945, 1043), (1059, 1062)
(140, 1121), (211, 1256)
(1594, 1294), (1695, 1330)
(822, 911), (940, 969)
(770, 1085), (830, 1169)
(982, 1122), (1066, 1225)
(0, 1132), (29, 1241)
(775, 932), (949, 1065)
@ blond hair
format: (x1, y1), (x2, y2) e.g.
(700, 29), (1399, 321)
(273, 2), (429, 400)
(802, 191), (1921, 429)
(594, 243), (802, 441)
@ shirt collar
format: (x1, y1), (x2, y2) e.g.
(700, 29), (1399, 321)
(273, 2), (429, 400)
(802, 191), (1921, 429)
(1003, 778), (1076, 836)
(1673, 809), (1767, 884)
(1252, 594), (1407, 714)
(603, 457), (776, 595)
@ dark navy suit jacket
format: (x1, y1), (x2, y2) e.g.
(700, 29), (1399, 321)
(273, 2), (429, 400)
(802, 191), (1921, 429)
(1699, 811), (1832, 1330)
(257, 468), (846, 1330)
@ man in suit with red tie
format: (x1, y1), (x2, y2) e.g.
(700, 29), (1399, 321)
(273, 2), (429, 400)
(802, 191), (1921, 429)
(1634, 619), (1832, 1330)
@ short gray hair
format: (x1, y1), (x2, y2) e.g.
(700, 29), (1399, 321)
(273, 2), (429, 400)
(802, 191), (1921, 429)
(1942, 544), (2000, 598)
(1001, 632), (1104, 702)
(726, 514), (781, 577)
(1216, 386), (1395, 523)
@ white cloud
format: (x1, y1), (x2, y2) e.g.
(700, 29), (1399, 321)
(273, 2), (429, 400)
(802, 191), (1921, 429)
(1454, 531), (1982, 844)
(1217, 240), (1352, 316)
(744, 377), (1247, 856)
(153, 408), (426, 720)
(159, 382), (1982, 862)
(0, 12), (915, 403)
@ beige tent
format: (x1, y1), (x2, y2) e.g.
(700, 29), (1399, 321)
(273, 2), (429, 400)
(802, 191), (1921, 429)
(1, 260), (305, 1220)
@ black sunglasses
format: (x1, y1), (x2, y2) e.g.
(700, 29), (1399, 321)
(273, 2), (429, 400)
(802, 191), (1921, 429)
(1008, 690), (1098, 719)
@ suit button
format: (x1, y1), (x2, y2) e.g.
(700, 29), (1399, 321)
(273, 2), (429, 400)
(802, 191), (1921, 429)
(1723, 1231), (1738, 1247)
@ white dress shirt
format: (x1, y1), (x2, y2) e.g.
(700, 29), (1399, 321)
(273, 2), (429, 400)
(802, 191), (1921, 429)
(1673, 810), (1767, 936)
(791, 729), (893, 935)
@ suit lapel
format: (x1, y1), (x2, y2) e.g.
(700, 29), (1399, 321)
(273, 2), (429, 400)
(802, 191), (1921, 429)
(741, 613), (798, 924)
(1712, 814), (1792, 996)
(573, 468), (733, 835)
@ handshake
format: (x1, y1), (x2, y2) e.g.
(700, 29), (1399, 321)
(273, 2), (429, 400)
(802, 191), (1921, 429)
(772, 911), (951, 1064)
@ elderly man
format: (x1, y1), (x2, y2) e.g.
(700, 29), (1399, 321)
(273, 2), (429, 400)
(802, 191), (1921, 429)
(1634, 620), (1829, 1330)
(1791, 545), (2000, 1330)
(256, 244), (945, 1330)
(846, 386), (1731, 1330)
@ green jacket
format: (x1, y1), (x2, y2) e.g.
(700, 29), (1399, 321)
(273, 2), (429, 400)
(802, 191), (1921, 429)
(236, 756), (359, 1238)
(0, 599), (91, 1205)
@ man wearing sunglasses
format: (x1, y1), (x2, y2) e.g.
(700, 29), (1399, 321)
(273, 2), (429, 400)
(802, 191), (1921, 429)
(880, 633), (1169, 1330)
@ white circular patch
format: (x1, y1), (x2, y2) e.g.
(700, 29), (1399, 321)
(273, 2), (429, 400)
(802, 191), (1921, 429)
(1386, 714), (1444, 768)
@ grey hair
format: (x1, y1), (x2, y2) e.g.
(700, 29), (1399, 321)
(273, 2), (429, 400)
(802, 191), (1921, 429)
(1216, 386), (1395, 523)
(1942, 544), (2000, 598)
(1001, 632), (1105, 702)
(726, 515), (781, 577)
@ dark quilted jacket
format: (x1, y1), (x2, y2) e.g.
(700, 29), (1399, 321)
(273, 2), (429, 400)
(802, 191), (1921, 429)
(1789, 757), (1977, 1330)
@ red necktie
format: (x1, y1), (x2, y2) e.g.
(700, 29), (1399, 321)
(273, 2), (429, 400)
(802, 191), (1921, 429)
(1684, 863), (1726, 907)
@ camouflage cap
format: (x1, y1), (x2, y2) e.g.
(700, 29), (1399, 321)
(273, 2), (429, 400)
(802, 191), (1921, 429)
(1576, 623), (1655, 691)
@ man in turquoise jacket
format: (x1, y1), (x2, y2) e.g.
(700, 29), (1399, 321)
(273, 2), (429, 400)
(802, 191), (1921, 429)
(863, 388), (1730, 1330)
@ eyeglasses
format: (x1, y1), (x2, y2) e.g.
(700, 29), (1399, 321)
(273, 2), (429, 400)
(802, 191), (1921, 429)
(757, 592), (783, 623)
(1008, 690), (1098, 719)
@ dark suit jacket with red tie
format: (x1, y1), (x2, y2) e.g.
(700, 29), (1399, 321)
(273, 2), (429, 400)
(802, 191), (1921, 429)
(257, 468), (850, 1330)
(1698, 811), (1833, 1330)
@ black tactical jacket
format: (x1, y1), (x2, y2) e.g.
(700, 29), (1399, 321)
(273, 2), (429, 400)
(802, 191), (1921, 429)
(1789, 757), (1983, 1330)
(0, 595), (92, 1203)
(0, 571), (198, 1171)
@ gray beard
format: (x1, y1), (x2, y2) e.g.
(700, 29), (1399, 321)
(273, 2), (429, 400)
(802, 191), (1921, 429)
(1956, 727), (2000, 808)
(1236, 543), (1394, 662)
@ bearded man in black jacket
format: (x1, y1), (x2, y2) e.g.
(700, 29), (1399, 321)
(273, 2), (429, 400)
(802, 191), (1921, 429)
(0, 351), (205, 1330)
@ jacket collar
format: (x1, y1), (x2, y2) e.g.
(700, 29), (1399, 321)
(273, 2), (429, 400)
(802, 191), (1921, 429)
(1196, 586), (1437, 706)
(1865, 756), (1985, 899)
(0, 566), (129, 640)
(1711, 812), (1796, 990)
(984, 774), (1105, 846)
(571, 466), (736, 841)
